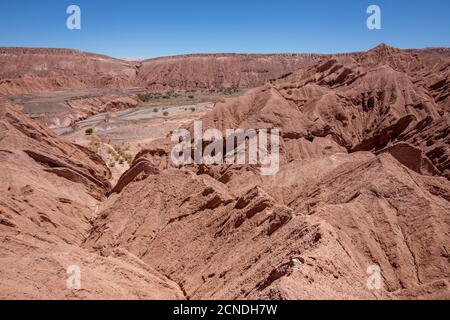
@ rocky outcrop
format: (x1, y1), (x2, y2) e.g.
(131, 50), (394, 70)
(0, 48), (323, 95)
(399, 115), (450, 179)
(0, 48), (138, 95)
(84, 151), (450, 299)
(0, 100), (182, 299)
(109, 158), (160, 195)
(137, 53), (323, 91)
(1, 44), (449, 300)
(199, 45), (449, 177)
(375, 142), (440, 176)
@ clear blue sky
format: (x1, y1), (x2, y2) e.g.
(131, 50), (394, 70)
(0, 0), (449, 59)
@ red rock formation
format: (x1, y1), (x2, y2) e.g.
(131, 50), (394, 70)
(81, 44), (450, 299)
(0, 100), (183, 299)
(0, 44), (449, 300)
(199, 45), (449, 176)
(0, 48), (324, 95)
(137, 53), (323, 91)
(0, 48), (138, 95)
(84, 151), (450, 299)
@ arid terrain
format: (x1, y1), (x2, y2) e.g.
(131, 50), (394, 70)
(0, 48), (322, 95)
(0, 44), (449, 299)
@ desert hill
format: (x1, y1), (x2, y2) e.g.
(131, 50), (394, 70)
(0, 44), (449, 299)
(4, 45), (447, 96)
(137, 53), (323, 92)
(0, 100), (185, 299)
(0, 48), (138, 95)
(0, 48), (323, 95)
(200, 44), (450, 178)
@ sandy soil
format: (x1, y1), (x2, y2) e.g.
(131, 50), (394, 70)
(64, 102), (214, 184)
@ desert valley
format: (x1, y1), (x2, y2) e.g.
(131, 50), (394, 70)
(0, 44), (449, 299)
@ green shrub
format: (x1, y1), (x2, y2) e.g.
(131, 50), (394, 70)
(221, 88), (239, 95)
(138, 93), (156, 102)
(138, 94), (149, 102)
(163, 111), (169, 116)
(85, 128), (93, 135)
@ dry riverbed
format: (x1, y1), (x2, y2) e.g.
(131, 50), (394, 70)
(64, 102), (213, 184)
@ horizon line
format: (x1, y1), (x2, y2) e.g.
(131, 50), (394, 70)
(1, 44), (450, 61)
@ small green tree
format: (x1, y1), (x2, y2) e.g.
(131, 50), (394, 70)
(163, 111), (169, 116)
(85, 128), (93, 135)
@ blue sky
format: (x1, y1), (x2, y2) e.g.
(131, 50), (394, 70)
(0, 0), (449, 59)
